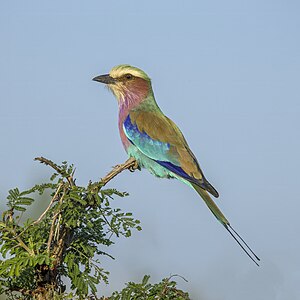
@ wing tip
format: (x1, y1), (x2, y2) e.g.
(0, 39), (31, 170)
(201, 179), (219, 198)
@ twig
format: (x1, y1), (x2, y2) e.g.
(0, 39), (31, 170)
(5, 227), (35, 256)
(158, 274), (188, 299)
(69, 246), (105, 273)
(33, 183), (63, 225)
(15, 183), (63, 239)
(167, 274), (188, 283)
(52, 228), (68, 266)
(34, 157), (65, 176)
(54, 214), (61, 242)
(47, 188), (66, 253)
(100, 157), (139, 186)
(34, 157), (75, 186)
(35, 156), (139, 187)
(47, 211), (60, 253)
(16, 235), (35, 256)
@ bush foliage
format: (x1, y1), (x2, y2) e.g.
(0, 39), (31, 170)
(0, 158), (190, 299)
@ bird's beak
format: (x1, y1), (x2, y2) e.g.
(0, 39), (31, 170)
(92, 74), (116, 84)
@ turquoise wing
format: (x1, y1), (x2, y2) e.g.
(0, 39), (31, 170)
(123, 113), (219, 198)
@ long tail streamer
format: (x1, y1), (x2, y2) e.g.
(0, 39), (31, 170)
(192, 183), (260, 266)
(225, 224), (260, 266)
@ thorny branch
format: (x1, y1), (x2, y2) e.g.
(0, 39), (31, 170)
(100, 157), (140, 186)
(35, 156), (140, 188)
(34, 157), (67, 177)
(34, 157), (75, 186)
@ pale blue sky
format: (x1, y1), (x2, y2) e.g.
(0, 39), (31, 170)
(1, 1), (300, 299)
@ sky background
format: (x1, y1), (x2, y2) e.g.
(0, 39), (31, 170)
(1, 1), (300, 299)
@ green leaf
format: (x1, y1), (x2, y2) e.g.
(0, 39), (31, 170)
(14, 205), (26, 212)
(17, 198), (34, 207)
(142, 275), (150, 286)
(9, 188), (20, 199)
(8, 264), (15, 277)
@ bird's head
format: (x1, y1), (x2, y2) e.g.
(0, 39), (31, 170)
(93, 65), (152, 105)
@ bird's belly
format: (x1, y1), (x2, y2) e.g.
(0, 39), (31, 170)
(126, 145), (175, 179)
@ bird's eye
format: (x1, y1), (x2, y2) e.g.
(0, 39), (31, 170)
(125, 74), (133, 80)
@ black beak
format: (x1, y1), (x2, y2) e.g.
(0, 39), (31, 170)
(92, 74), (116, 84)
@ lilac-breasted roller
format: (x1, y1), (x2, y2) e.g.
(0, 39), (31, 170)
(93, 64), (260, 266)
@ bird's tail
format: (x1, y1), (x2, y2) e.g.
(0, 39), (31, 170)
(192, 183), (260, 266)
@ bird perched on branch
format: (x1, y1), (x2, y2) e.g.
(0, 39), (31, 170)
(93, 64), (260, 266)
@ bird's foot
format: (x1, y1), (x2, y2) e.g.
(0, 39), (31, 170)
(129, 160), (140, 172)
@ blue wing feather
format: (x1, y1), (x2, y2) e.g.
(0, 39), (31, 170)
(156, 160), (195, 181)
(124, 115), (173, 162)
(123, 115), (197, 182)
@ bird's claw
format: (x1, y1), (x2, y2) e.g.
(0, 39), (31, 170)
(129, 160), (140, 172)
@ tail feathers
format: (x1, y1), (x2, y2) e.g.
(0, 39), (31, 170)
(192, 183), (260, 266)
(192, 183), (229, 225)
(225, 224), (260, 266)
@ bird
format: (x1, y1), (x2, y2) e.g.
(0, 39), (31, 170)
(93, 64), (260, 266)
